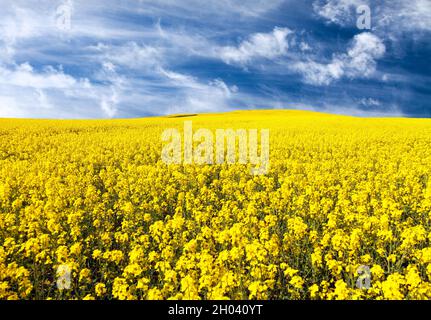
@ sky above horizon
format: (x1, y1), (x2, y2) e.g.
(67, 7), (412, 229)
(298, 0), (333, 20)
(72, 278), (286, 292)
(0, 0), (430, 119)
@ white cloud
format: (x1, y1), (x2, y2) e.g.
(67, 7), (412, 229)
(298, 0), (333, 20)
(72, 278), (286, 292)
(0, 96), (24, 118)
(299, 41), (312, 52)
(0, 62), (103, 118)
(155, 21), (217, 60)
(0, 63), (82, 89)
(219, 27), (292, 65)
(346, 32), (386, 76)
(376, 0), (431, 33)
(157, 68), (238, 114)
(89, 42), (162, 70)
(100, 88), (119, 118)
(137, 0), (284, 18)
(210, 79), (238, 98)
(159, 68), (199, 87)
(97, 62), (126, 118)
(159, 68), (237, 95)
(0, 6), (45, 43)
(35, 89), (53, 109)
(0, 59), (123, 118)
(293, 32), (385, 85)
(0, 5), (50, 63)
(360, 97), (380, 107)
(293, 60), (344, 86)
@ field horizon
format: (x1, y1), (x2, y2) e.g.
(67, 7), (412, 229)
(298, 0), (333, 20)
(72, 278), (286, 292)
(1, 108), (429, 123)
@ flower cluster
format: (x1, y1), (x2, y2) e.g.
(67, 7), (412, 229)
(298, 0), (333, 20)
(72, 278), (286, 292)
(1, 111), (431, 300)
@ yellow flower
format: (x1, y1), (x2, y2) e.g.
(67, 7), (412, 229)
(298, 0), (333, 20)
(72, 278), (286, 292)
(370, 264), (385, 280)
(95, 283), (106, 297)
(381, 273), (405, 300)
(147, 288), (163, 300)
(289, 276), (304, 290)
(248, 281), (268, 299)
(92, 249), (102, 259)
(112, 278), (132, 300)
(333, 280), (350, 300)
(180, 276), (200, 300)
(70, 243), (82, 256)
(405, 265), (421, 290)
(311, 248), (323, 268)
(309, 284), (319, 299)
(102, 250), (124, 265)
(79, 268), (91, 283)
(123, 264), (142, 277)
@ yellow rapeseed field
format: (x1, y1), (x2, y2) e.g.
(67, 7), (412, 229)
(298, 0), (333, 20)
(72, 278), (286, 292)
(1, 110), (431, 300)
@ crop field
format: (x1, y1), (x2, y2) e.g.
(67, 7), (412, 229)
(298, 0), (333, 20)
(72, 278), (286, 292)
(1, 110), (431, 300)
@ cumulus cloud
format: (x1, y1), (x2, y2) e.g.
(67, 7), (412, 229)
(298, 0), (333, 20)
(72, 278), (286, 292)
(293, 60), (343, 86)
(0, 63), (84, 89)
(293, 32), (385, 85)
(0, 61), (107, 118)
(218, 27), (293, 65)
(345, 32), (386, 76)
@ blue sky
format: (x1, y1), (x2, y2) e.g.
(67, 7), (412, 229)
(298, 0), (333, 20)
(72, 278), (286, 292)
(0, 0), (430, 118)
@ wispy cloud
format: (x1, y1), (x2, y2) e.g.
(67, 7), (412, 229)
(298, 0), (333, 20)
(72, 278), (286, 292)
(88, 42), (162, 70)
(136, 0), (285, 19)
(376, 0), (431, 34)
(156, 68), (239, 114)
(218, 27), (293, 66)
